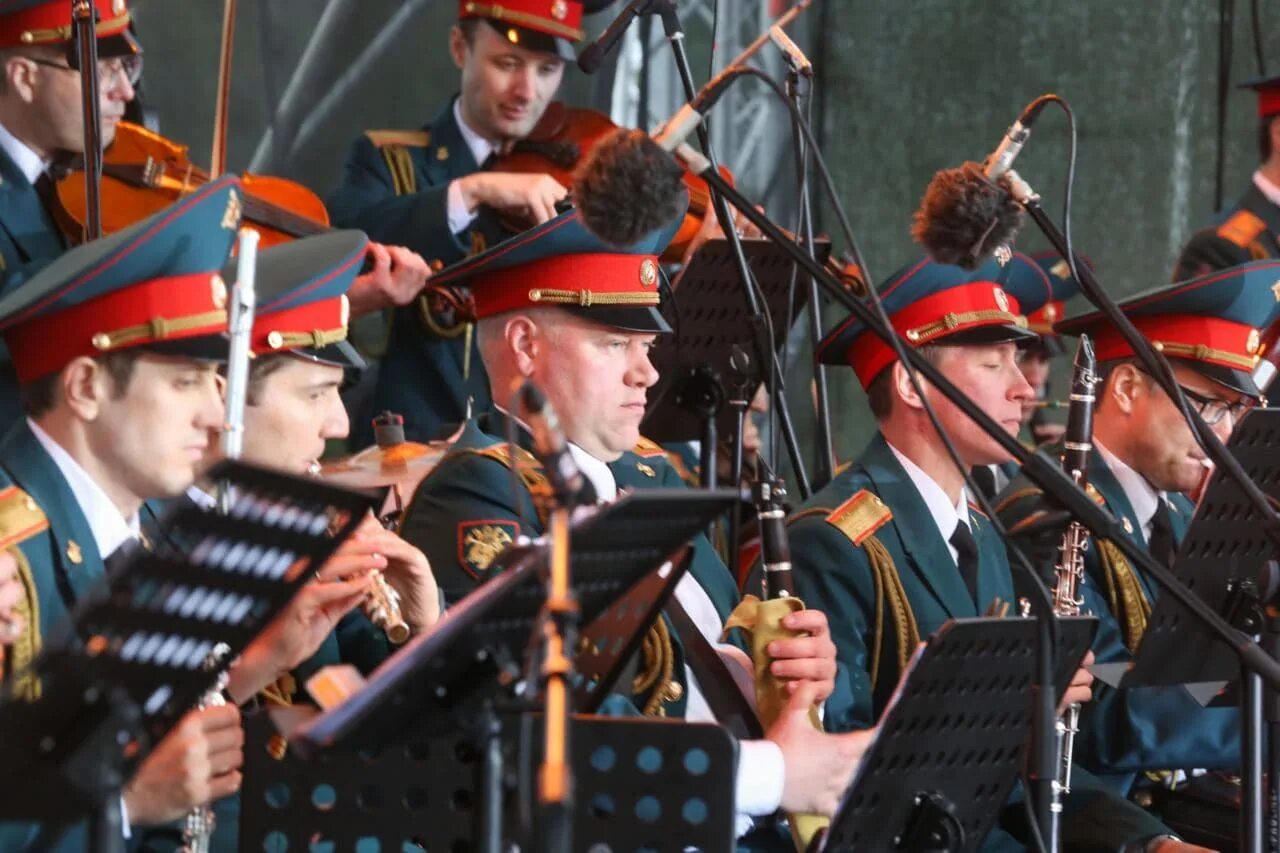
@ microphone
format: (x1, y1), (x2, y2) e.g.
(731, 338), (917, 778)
(768, 25), (812, 76)
(911, 95), (1053, 270)
(981, 96), (1051, 181)
(577, 0), (649, 74)
(650, 64), (747, 153)
(519, 381), (598, 507)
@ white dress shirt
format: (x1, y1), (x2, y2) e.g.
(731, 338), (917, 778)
(1254, 169), (1280, 208)
(0, 120), (46, 186)
(886, 441), (971, 563)
(1094, 440), (1165, 544)
(28, 419), (140, 558)
(566, 443), (786, 833)
(445, 99), (498, 235)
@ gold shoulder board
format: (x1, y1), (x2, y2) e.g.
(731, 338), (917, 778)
(825, 489), (892, 546)
(0, 486), (48, 549)
(1218, 210), (1268, 249)
(631, 436), (668, 459)
(364, 129), (431, 148)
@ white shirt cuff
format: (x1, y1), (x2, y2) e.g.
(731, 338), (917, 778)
(120, 795), (131, 839)
(446, 178), (478, 234)
(736, 738), (785, 818)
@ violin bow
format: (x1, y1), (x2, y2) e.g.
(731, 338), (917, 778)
(209, 0), (237, 177)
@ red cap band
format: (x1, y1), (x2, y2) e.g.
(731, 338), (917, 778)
(1259, 89), (1280, 119)
(469, 252), (661, 318)
(0, 0), (130, 49)
(845, 281), (1023, 388)
(4, 271), (227, 382)
(252, 297), (349, 354)
(458, 0), (583, 41)
(1090, 315), (1261, 372)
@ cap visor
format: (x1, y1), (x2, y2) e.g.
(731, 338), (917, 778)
(483, 19), (575, 60)
(289, 340), (367, 371)
(933, 323), (1039, 347)
(560, 305), (671, 334)
(1173, 359), (1261, 400)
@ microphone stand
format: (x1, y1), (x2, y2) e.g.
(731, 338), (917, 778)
(784, 60), (835, 492)
(674, 146), (1280, 852)
(647, 0), (812, 500)
(70, 0), (103, 241)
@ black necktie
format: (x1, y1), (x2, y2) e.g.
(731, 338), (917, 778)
(1148, 499), (1177, 567)
(950, 520), (981, 604)
(33, 170), (58, 213)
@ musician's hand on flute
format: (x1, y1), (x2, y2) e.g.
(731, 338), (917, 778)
(123, 703), (244, 824)
(348, 514), (441, 632)
(225, 561), (371, 703)
(1059, 649), (1095, 715)
(0, 550), (25, 646)
(765, 608), (837, 702)
(768, 680), (875, 817)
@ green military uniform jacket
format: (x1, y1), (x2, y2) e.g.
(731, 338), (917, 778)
(0, 147), (68, 432)
(1173, 182), (1280, 281)
(399, 413), (742, 718)
(997, 446), (1240, 789)
(779, 432), (1175, 852)
(327, 99), (501, 446)
(0, 421), (127, 850)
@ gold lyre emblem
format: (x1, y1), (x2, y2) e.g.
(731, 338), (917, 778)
(461, 523), (516, 576)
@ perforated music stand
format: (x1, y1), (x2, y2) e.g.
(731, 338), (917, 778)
(242, 489), (741, 852)
(1101, 408), (1280, 689)
(821, 615), (1096, 853)
(290, 488), (741, 750)
(642, 237), (830, 444)
(0, 460), (376, 850)
(240, 709), (738, 852)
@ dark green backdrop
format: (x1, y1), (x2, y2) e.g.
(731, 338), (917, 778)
(131, 0), (1277, 469)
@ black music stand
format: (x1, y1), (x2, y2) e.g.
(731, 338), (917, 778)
(1089, 408), (1280, 850)
(240, 489), (740, 852)
(642, 237), (830, 448)
(821, 615), (1096, 853)
(0, 460), (376, 853)
(240, 710), (737, 853)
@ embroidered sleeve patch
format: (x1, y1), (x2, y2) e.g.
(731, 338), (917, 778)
(457, 520), (519, 579)
(825, 489), (893, 546)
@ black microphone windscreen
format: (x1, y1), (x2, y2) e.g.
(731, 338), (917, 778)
(911, 162), (1024, 270)
(572, 128), (687, 248)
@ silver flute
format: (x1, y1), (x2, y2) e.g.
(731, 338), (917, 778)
(1052, 335), (1098, 808)
(179, 643), (231, 853)
(309, 461), (410, 645)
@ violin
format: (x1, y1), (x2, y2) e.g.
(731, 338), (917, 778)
(52, 121), (330, 248)
(491, 102), (733, 261)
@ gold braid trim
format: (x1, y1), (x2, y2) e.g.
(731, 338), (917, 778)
(7, 546), (40, 701)
(905, 310), (1026, 344)
(632, 617), (678, 716)
(528, 289), (660, 307)
(377, 143), (419, 198)
(1096, 538), (1151, 653)
(91, 310), (228, 351)
(863, 534), (920, 690)
(1152, 340), (1258, 371)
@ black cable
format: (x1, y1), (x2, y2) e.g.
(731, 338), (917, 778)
(1215, 0), (1235, 212)
(1250, 0), (1267, 76)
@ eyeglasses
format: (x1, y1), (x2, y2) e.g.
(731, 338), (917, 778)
(22, 53), (143, 88)
(1176, 383), (1250, 426)
(1134, 366), (1249, 426)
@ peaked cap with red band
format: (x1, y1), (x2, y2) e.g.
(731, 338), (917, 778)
(458, 0), (583, 60)
(816, 253), (1045, 389)
(0, 0), (138, 56)
(233, 229), (369, 370)
(0, 175), (242, 382)
(1240, 73), (1280, 120)
(426, 198), (686, 334)
(1055, 259), (1280, 399)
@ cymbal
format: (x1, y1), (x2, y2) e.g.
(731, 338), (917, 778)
(319, 441), (448, 490)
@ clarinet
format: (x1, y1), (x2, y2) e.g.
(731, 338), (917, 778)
(755, 464), (795, 599)
(1051, 334), (1098, 807)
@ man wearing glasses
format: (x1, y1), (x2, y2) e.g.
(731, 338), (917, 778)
(0, 1), (141, 421)
(996, 261), (1280, 802)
